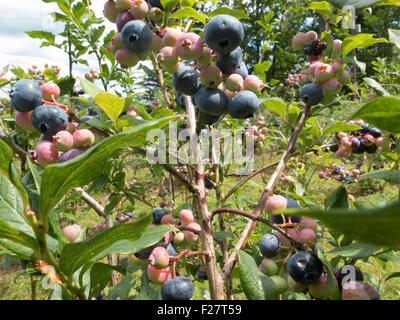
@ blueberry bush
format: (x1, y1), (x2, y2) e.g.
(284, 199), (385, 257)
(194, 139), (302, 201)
(0, 0), (400, 300)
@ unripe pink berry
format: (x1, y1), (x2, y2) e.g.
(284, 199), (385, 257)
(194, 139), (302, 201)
(197, 47), (212, 66)
(41, 82), (60, 100)
(332, 39), (342, 57)
(130, 0), (148, 19)
(184, 222), (201, 242)
(116, 0), (132, 10)
(115, 48), (140, 67)
(176, 32), (203, 60)
(277, 229), (300, 248)
(15, 111), (34, 131)
(157, 46), (178, 66)
(314, 63), (334, 83)
(116, 10), (135, 32)
(225, 73), (244, 91)
(292, 32), (307, 50)
(54, 130), (74, 151)
(151, 33), (163, 52)
(340, 136), (352, 148)
(179, 209), (194, 226)
(35, 141), (59, 166)
(73, 129), (95, 150)
(309, 276), (333, 299)
(66, 122), (76, 134)
(341, 281), (379, 300)
(336, 147), (349, 158)
(173, 231), (185, 244)
(298, 228), (317, 244)
(149, 247), (170, 269)
(161, 214), (175, 225)
(265, 195), (287, 215)
(305, 31), (318, 43)
(200, 65), (223, 88)
(318, 172), (326, 179)
(243, 75), (264, 93)
(332, 60), (345, 75)
(149, 7), (163, 22)
(308, 61), (323, 77)
(147, 265), (171, 285)
(161, 28), (182, 47)
(63, 224), (82, 242)
(103, 0), (119, 23)
(299, 218), (318, 231)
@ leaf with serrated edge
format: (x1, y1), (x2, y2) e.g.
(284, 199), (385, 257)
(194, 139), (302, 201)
(39, 116), (176, 221)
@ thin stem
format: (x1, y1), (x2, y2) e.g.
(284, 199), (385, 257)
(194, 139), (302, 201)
(222, 105), (312, 280)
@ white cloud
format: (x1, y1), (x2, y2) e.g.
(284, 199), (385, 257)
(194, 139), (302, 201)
(0, 1), (120, 91)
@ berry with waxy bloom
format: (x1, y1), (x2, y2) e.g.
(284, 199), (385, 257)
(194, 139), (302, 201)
(149, 247), (170, 269)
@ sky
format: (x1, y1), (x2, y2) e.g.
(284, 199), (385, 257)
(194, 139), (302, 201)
(0, 0), (131, 97)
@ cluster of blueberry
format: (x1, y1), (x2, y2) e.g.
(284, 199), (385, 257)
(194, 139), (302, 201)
(171, 15), (263, 121)
(257, 195), (379, 299)
(327, 120), (385, 158)
(103, 0), (263, 122)
(243, 115), (269, 149)
(10, 79), (96, 166)
(292, 32), (350, 106)
(132, 207), (203, 300)
(318, 164), (362, 184)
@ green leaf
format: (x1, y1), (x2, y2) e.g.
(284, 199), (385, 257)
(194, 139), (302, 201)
(360, 170), (400, 184)
(135, 272), (161, 300)
(78, 77), (103, 100)
(363, 78), (390, 96)
(323, 122), (361, 135)
(25, 31), (55, 43)
(39, 116), (176, 221)
(342, 33), (388, 57)
(385, 272), (400, 282)
(388, 29), (400, 50)
(0, 140), (29, 208)
(294, 199), (400, 247)
(354, 194), (387, 209)
(57, 76), (76, 97)
(309, 1), (332, 16)
(237, 250), (277, 300)
(170, 7), (207, 24)
(327, 242), (381, 258)
(328, 0), (384, 9)
(350, 96), (400, 134)
(161, 0), (179, 11)
(94, 93), (125, 124)
(89, 263), (124, 299)
(324, 186), (349, 210)
(207, 7), (249, 20)
(262, 98), (286, 119)
(59, 215), (175, 276)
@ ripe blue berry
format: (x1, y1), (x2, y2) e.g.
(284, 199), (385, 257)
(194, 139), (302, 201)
(194, 87), (228, 116)
(202, 112), (220, 125)
(31, 105), (68, 137)
(161, 276), (194, 300)
(287, 251), (323, 284)
(10, 79), (42, 112)
(166, 243), (176, 256)
(233, 61), (248, 79)
(204, 15), (244, 54)
(121, 20), (153, 53)
(152, 207), (165, 224)
(216, 47), (243, 75)
(172, 66), (201, 96)
(336, 265), (364, 291)
(300, 83), (323, 107)
(227, 90), (259, 119)
(258, 233), (280, 258)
